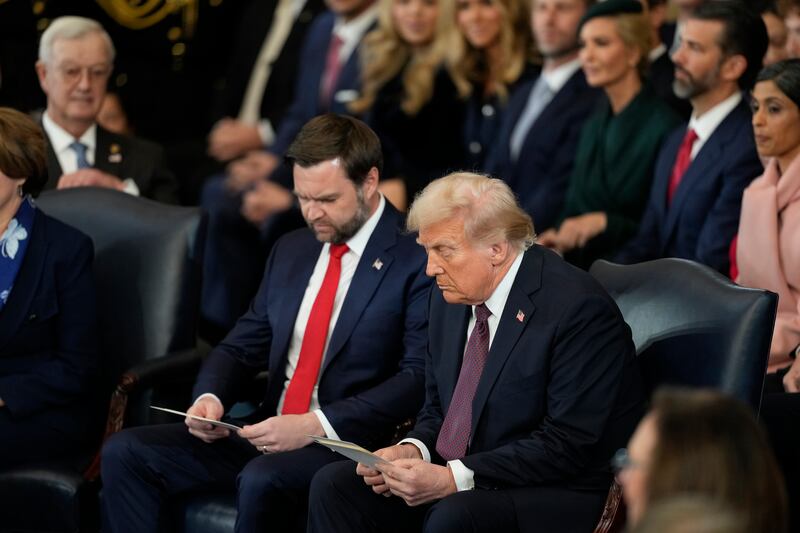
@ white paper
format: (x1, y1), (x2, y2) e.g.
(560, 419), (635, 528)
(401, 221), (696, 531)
(149, 405), (242, 431)
(310, 436), (387, 468)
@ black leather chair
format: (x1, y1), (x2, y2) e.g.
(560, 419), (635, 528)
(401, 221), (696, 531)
(0, 188), (206, 533)
(590, 258), (778, 533)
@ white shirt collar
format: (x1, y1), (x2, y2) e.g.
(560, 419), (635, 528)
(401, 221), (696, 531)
(321, 193), (385, 259)
(476, 251), (524, 321)
(649, 43), (667, 63)
(541, 57), (582, 94)
(689, 91), (742, 143)
(333, 5), (378, 56)
(42, 111), (96, 156)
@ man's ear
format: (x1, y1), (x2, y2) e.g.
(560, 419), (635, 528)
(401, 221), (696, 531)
(362, 166), (380, 198)
(489, 240), (510, 266)
(720, 54), (747, 84)
(35, 61), (49, 93)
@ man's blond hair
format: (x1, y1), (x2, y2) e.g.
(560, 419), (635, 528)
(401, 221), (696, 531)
(407, 172), (535, 252)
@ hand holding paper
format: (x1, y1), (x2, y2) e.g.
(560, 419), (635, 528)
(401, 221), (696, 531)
(353, 443), (422, 496)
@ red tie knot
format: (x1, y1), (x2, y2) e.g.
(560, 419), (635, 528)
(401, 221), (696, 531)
(329, 243), (349, 260)
(684, 128), (698, 146)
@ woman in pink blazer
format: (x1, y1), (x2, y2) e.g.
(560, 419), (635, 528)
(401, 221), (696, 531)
(734, 58), (800, 391)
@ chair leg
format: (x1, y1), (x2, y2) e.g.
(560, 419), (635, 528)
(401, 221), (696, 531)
(593, 480), (626, 533)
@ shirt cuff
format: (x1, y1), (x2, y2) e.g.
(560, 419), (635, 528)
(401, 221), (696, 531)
(194, 392), (224, 410)
(447, 459), (475, 491)
(121, 178), (140, 196)
(313, 409), (340, 440)
(398, 438), (431, 462)
(258, 119), (275, 146)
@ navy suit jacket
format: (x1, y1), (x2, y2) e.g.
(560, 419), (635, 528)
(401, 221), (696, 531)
(486, 69), (601, 231)
(407, 246), (644, 511)
(615, 98), (762, 273)
(0, 209), (98, 429)
(268, 10), (367, 160)
(194, 202), (430, 449)
(44, 124), (179, 204)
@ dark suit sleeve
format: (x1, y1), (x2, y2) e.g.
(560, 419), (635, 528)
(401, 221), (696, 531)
(320, 261), (430, 443)
(192, 243), (279, 407)
(0, 235), (98, 418)
(267, 14), (329, 158)
(693, 145), (761, 273)
(460, 294), (632, 488)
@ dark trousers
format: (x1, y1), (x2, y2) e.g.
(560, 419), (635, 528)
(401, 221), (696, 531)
(101, 423), (344, 533)
(308, 460), (607, 533)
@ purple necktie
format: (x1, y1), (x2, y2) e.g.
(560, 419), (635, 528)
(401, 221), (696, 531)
(436, 303), (491, 461)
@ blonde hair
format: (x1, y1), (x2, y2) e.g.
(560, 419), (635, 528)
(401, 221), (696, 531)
(444, 0), (532, 101)
(350, 0), (453, 115)
(407, 172), (535, 252)
(613, 12), (653, 78)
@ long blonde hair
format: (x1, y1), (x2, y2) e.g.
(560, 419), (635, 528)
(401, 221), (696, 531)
(444, 0), (532, 101)
(350, 0), (453, 115)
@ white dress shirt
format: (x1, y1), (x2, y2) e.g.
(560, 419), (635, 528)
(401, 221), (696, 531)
(687, 91), (742, 160)
(41, 111), (140, 196)
(198, 195), (386, 440)
(401, 251), (525, 491)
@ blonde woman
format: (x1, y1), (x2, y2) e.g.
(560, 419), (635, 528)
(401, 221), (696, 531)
(447, 0), (533, 169)
(351, 0), (465, 209)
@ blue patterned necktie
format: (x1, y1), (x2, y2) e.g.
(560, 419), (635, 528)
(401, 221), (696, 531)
(69, 141), (90, 169)
(436, 303), (492, 461)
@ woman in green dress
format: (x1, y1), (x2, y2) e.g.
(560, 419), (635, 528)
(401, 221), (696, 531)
(538, 0), (681, 269)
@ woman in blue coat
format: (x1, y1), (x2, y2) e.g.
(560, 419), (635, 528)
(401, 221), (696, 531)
(0, 107), (98, 469)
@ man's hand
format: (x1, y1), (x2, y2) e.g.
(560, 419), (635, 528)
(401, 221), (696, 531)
(357, 444), (422, 496)
(57, 169), (124, 191)
(241, 180), (293, 225)
(225, 150), (279, 193)
(375, 459), (457, 506)
(536, 229), (559, 249)
(551, 212), (607, 252)
(208, 118), (263, 162)
(186, 396), (230, 443)
(238, 413), (323, 453)
(783, 355), (800, 392)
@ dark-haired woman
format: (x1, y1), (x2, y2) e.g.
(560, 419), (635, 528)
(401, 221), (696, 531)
(0, 107), (98, 469)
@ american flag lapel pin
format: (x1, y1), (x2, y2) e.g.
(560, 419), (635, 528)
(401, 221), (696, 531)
(516, 310), (525, 322)
(372, 258), (383, 271)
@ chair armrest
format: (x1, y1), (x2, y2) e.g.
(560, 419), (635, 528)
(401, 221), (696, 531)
(84, 348), (205, 480)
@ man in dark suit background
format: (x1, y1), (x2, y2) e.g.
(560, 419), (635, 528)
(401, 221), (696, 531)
(36, 16), (178, 204)
(486, 0), (600, 232)
(308, 173), (644, 532)
(616, 1), (767, 274)
(101, 114), (430, 533)
(200, 0), (377, 337)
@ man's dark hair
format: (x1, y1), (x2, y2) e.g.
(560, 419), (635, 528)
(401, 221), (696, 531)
(285, 114), (383, 185)
(690, 1), (768, 90)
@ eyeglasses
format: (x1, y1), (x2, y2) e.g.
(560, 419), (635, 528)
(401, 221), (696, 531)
(55, 64), (112, 84)
(611, 448), (644, 473)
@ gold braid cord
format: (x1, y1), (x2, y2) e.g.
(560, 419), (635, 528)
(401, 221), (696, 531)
(95, 0), (198, 36)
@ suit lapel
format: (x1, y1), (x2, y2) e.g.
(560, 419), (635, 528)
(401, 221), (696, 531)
(0, 211), (47, 349)
(470, 249), (541, 438)
(93, 126), (123, 177)
(268, 236), (322, 379)
(44, 134), (63, 190)
(441, 304), (471, 411)
(321, 205), (399, 374)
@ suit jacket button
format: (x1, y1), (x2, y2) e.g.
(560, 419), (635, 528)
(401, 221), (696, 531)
(28, 313), (37, 320)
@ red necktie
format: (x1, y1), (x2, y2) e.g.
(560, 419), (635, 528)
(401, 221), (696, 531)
(436, 304), (491, 461)
(319, 34), (344, 107)
(667, 128), (698, 204)
(282, 243), (349, 414)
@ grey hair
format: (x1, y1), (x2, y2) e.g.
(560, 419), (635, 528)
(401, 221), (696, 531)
(39, 16), (116, 65)
(407, 172), (535, 253)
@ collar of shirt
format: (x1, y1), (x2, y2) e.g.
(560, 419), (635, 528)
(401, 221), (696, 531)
(42, 111), (97, 169)
(319, 193), (385, 261)
(333, 4), (378, 63)
(473, 251), (524, 345)
(541, 57), (582, 94)
(649, 43), (667, 63)
(689, 91), (742, 145)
